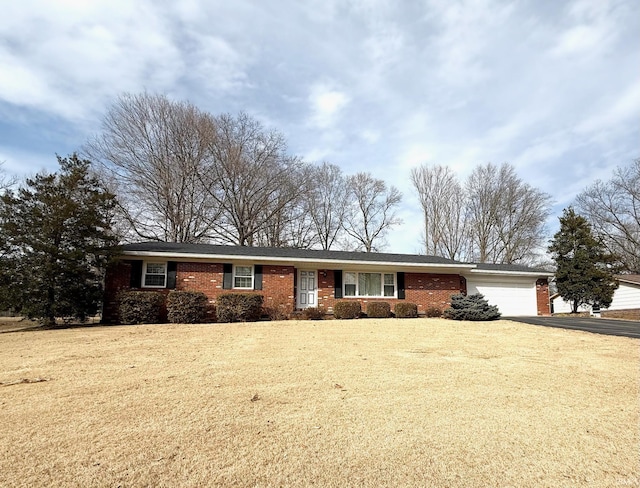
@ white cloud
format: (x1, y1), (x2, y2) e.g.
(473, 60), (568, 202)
(308, 83), (350, 129)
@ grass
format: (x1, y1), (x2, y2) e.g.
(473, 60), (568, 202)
(0, 318), (638, 487)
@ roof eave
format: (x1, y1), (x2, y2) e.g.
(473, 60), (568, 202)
(466, 268), (554, 278)
(120, 250), (476, 271)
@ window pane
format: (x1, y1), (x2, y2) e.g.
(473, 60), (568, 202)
(359, 273), (381, 296)
(384, 285), (395, 297)
(236, 266), (252, 277)
(145, 274), (165, 287)
(384, 273), (394, 285)
(344, 272), (356, 285)
(345, 284), (356, 296)
(147, 263), (165, 274)
(235, 276), (252, 288)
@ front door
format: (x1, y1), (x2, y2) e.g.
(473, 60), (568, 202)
(297, 270), (317, 309)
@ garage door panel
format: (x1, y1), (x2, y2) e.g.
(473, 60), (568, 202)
(466, 278), (537, 316)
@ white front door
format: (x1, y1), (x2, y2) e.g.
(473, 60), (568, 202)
(297, 270), (317, 308)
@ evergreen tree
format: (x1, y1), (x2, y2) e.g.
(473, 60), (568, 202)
(548, 208), (619, 312)
(0, 155), (120, 325)
(443, 293), (501, 321)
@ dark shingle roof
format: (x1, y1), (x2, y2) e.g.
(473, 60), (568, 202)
(121, 242), (464, 265)
(121, 242), (553, 275)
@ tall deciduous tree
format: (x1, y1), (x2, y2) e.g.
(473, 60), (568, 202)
(575, 159), (640, 273)
(307, 162), (350, 250)
(548, 208), (619, 313)
(85, 92), (217, 243)
(0, 155), (120, 325)
(411, 164), (468, 260)
(343, 172), (402, 252)
(200, 112), (306, 246)
(466, 163), (551, 264)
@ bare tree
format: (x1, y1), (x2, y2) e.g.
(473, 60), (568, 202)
(201, 112), (306, 246)
(85, 92), (216, 243)
(465, 163), (552, 264)
(411, 164), (469, 260)
(343, 172), (402, 252)
(307, 162), (350, 250)
(576, 158), (640, 273)
(255, 163), (317, 249)
(0, 162), (16, 193)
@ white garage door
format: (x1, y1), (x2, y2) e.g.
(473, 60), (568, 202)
(466, 277), (537, 317)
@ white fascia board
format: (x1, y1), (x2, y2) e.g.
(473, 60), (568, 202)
(121, 250), (476, 272)
(466, 269), (553, 278)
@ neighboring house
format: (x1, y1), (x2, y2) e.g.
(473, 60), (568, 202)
(102, 242), (553, 322)
(550, 275), (640, 320)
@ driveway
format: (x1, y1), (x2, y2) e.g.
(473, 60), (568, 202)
(507, 316), (640, 339)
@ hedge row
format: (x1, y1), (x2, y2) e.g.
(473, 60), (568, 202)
(116, 291), (491, 324)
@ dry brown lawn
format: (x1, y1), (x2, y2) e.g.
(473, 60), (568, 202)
(0, 318), (638, 487)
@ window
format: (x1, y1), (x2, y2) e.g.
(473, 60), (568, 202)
(234, 265), (254, 289)
(343, 272), (395, 297)
(345, 272), (357, 296)
(143, 262), (166, 287)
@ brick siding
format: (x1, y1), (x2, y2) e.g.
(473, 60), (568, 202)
(536, 278), (551, 316)
(316, 270), (464, 314)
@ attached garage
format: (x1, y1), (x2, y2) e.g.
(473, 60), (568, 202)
(465, 264), (551, 317)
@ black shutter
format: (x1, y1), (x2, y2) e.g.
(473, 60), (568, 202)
(223, 263), (233, 289)
(254, 265), (263, 290)
(166, 261), (177, 289)
(130, 260), (143, 288)
(334, 270), (343, 299)
(397, 272), (405, 299)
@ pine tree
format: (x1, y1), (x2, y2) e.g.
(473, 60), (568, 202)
(0, 154), (120, 325)
(548, 208), (619, 312)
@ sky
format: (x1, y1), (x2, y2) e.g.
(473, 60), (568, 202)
(0, 0), (638, 254)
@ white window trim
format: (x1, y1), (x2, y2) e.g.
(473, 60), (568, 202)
(344, 271), (396, 298)
(233, 264), (255, 290)
(142, 261), (167, 288)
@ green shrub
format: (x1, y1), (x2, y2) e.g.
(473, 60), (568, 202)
(425, 306), (442, 318)
(216, 293), (264, 323)
(118, 291), (164, 325)
(366, 301), (391, 318)
(394, 302), (418, 318)
(302, 307), (325, 320)
(166, 291), (208, 324)
(334, 301), (361, 319)
(443, 293), (501, 321)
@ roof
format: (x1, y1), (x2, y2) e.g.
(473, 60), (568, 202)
(616, 274), (640, 285)
(471, 262), (554, 274)
(120, 242), (552, 277)
(122, 241), (464, 265)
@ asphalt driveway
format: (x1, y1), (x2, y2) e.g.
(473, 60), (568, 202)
(507, 316), (640, 339)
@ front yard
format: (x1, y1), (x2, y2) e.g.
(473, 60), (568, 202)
(0, 319), (637, 487)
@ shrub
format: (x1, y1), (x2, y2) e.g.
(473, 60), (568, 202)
(443, 293), (501, 321)
(394, 302), (418, 318)
(216, 293), (264, 323)
(166, 291), (208, 324)
(302, 307), (325, 320)
(366, 301), (391, 318)
(425, 306), (442, 318)
(118, 291), (164, 325)
(263, 296), (293, 321)
(334, 301), (361, 319)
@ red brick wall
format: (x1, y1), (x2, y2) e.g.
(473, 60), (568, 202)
(536, 278), (551, 316)
(316, 270), (464, 314)
(102, 260), (295, 323)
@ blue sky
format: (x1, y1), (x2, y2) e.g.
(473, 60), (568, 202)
(1, 0), (638, 253)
